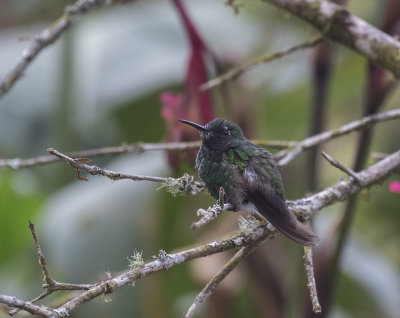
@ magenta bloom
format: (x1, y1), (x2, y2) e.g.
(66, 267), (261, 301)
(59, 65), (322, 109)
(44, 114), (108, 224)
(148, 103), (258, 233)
(389, 181), (400, 194)
(161, 0), (217, 171)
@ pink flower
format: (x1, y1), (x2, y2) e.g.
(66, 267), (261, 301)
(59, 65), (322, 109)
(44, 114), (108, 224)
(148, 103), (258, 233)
(161, 0), (217, 171)
(389, 181), (400, 194)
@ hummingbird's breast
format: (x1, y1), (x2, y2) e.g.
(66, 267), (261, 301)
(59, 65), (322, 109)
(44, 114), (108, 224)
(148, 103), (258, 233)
(196, 146), (246, 209)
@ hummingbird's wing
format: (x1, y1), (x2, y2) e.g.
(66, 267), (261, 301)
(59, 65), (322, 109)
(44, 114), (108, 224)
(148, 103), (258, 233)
(243, 147), (319, 246)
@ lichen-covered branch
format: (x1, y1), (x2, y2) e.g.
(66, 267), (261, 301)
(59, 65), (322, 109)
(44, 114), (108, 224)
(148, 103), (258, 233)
(263, 0), (400, 76)
(191, 187), (226, 229)
(54, 228), (268, 317)
(1, 149), (399, 316)
(47, 148), (205, 195)
(0, 0), (113, 99)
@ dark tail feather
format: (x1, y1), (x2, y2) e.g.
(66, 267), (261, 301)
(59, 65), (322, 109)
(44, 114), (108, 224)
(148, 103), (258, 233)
(248, 191), (320, 247)
(277, 218), (320, 247)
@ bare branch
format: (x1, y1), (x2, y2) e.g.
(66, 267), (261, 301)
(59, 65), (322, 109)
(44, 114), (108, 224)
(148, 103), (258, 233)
(0, 142), (201, 169)
(7, 222), (94, 316)
(0, 140), (291, 170)
(4, 105), (397, 171)
(0, 295), (56, 317)
(252, 139), (297, 149)
(278, 108), (400, 166)
(201, 36), (323, 90)
(288, 149), (400, 218)
(0, 108), (400, 171)
(263, 0), (400, 76)
(0, 0), (114, 99)
(303, 246), (321, 313)
(29, 221), (55, 287)
(4, 108), (396, 171)
(321, 151), (361, 184)
(183, 245), (257, 318)
(47, 148), (204, 194)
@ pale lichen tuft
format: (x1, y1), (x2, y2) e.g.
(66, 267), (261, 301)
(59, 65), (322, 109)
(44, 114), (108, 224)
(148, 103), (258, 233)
(102, 294), (112, 303)
(237, 215), (262, 235)
(157, 173), (204, 196)
(127, 250), (144, 271)
(54, 307), (69, 316)
(197, 202), (222, 218)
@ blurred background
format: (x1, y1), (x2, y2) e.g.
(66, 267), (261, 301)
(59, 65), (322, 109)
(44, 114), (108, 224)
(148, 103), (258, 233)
(0, 0), (399, 317)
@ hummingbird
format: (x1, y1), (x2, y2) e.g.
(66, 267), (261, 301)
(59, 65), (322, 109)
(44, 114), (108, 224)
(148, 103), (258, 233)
(179, 118), (319, 247)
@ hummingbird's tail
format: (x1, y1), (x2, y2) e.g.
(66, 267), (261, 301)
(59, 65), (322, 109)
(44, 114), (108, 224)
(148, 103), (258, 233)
(248, 191), (319, 247)
(278, 217), (320, 247)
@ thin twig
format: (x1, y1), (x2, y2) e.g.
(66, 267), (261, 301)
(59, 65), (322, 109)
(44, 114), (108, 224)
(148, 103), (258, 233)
(288, 149), (400, 218)
(201, 36), (324, 90)
(2, 106), (398, 170)
(321, 151), (361, 184)
(2, 109), (398, 171)
(0, 140), (292, 170)
(47, 148), (204, 194)
(372, 152), (388, 161)
(9, 223), (57, 317)
(183, 245), (257, 318)
(0, 0), (113, 99)
(29, 221), (55, 286)
(9, 223), (104, 317)
(8, 222), (94, 316)
(304, 246), (321, 313)
(278, 108), (400, 166)
(0, 295), (57, 317)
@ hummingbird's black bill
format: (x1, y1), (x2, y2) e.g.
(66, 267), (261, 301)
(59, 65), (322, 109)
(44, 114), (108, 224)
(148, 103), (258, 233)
(179, 119), (208, 132)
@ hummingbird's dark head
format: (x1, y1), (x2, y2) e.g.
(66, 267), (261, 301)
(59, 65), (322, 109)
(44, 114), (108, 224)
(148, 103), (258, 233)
(179, 118), (245, 150)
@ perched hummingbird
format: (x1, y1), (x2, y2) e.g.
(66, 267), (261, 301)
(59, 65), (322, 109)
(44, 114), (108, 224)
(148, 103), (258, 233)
(180, 118), (319, 247)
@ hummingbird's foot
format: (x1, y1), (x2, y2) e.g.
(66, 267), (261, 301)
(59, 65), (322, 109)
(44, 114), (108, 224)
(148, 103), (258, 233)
(223, 203), (238, 212)
(257, 217), (267, 225)
(252, 212), (267, 224)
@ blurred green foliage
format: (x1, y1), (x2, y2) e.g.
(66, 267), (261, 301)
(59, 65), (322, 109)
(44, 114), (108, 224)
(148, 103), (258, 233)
(0, 173), (42, 267)
(113, 89), (168, 142)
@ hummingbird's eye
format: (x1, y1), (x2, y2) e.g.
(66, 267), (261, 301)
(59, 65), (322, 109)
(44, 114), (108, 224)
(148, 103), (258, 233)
(223, 126), (230, 135)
